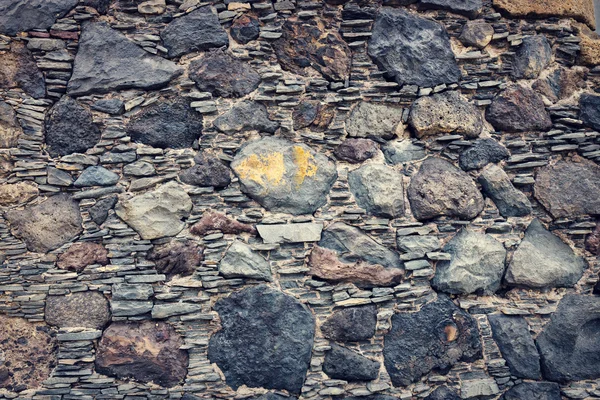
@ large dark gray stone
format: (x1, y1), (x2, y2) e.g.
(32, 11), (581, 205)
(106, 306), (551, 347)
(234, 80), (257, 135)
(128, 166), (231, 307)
(580, 93), (600, 131)
(425, 386), (461, 400)
(486, 85), (552, 133)
(67, 21), (182, 96)
(478, 164), (532, 217)
(383, 295), (482, 386)
(348, 164), (404, 218)
(161, 6), (228, 58)
(458, 138), (509, 171)
(488, 315), (541, 379)
(512, 35), (552, 79)
(536, 294), (600, 382)
(208, 285), (315, 394)
(368, 8), (461, 87)
(321, 305), (377, 342)
(179, 153), (231, 188)
(418, 0), (482, 18)
(323, 344), (380, 381)
(0, 0), (78, 36)
(502, 382), (562, 400)
(213, 101), (279, 134)
(89, 195), (117, 226)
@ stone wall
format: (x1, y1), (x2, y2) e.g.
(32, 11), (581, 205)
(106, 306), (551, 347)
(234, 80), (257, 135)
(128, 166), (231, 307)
(1, 0), (600, 399)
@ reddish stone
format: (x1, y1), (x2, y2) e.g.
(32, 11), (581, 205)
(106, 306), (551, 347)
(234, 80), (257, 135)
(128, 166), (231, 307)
(57, 242), (108, 272)
(334, 138), (379, 163)
(148, 240), (203, 278)
(50, 30), (78, 39)
(190, 210), (257, 236)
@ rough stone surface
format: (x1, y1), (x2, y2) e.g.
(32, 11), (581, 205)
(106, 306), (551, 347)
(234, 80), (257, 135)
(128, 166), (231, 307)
(409, 91), (483, 139)
(213, 101), (279, 134)
(536, 294), (600, 382)
(502, 382), (562, 400)
(396, 235), (440, 258)
(95, 321), (189, 387)
(190, 210), (256, 236)
(512, 35), (553, 79)
(257, 223), (322, 244)
(425, 386), (461, 400)
(579, 93), (600, 131)
(5, 193), (82, 253)
(384, 295), (482, 386)
(161, 6), (228, 58)
(115, 181), (193, 240)
(505, 219), (586, 288)
(45, 291), (110, 329)
(91, 98), (124, 115)
(273, 17), (351, 82)
(89, 195), (117, 225)
(231, 137), (337, 214)
(127, 99), (203, 149)
(74, 166), (120, 187)
(586, 222), (600, 256)
(418, 0), (482, 18)
(208, 285), (315, 394)
(578, 23), (600, 65)
(407, 157), (484, 221)
(488, 314), (541, 379)
(345, 102), (405, 140)
(292, 100), (334, 131)
(68, 21), (182, 96)
(486, 85), (552, 132)
(459, 21), (494, 48)
(348, 164), (404, 218)
(382, 140), (427, 164)
(0, 181), (38, 206)
(148, 240), (203, 278)
(189, 50), (260, 98)
(493, 0), (595, 29)
(0, 42), (45, 98)
(478, 164), (532, 217)
(458, 138), (509, 171)
(321, 305), (377, 342)
(334, 139), (378, 163)
(323, 344), (380, 381)
(368, 8), (461, 87)
(179, 153), (231, 188)
(231, 14), (260, 44)
(0, 100), (22, 148)
(533, 66), (587, 103)
(57, 242), (109, 272)
(44, 96), (102, 157)
(218, 241), (272, 281)
(0, 0), (78, 36)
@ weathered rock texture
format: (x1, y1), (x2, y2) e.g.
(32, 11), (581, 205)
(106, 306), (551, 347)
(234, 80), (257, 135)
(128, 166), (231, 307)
(321, 305), (377, 342)
(323, 344), (380, 381)
(45, 291), (110, 329)
(0, 0), (79, 36)
(0, 42), (45, 98)
(486, 85), (552, 132)
(345, 102), (405, 140)
(348, 164), (404, 218)
(493, 0), (595, 29)
(148, 240), (203, 278)
(57, 242), (109, 272)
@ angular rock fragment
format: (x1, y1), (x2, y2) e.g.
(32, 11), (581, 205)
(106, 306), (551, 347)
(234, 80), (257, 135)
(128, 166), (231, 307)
(348, 164), (404, 218)
(396, 235), (440, 258)
(321, 305), (377, 342)
(334, 139), (378, 163)
(0, 0), (78, 35)
(148, 240), (203, 278)
(383, 295), (482, 386)
(536, 294), (600, 381)
(345, 102), (405, 140)
(478, 164), (532, 217)
(432, 229), (506, 295)
(161, 6), (229, 58)
(493, 0), (595, 29)
(231, 137), (337, 215)
(190, 210), (256, 236)
(586, 222), (600, 256)
(219, 241), (272, 281)
(502, 382), (562, 400)
(273, 17), (351, 81)
(382, 140), (427, 164)
(486, 85), (552, 132)
(213, 101), (279, 134)
(292, 100), (335, 131)
(96, 321), (189, 387)
(115, 181), (192, 240)
(231, 14), (260, 44)
(505, 219), (586, 288)
(323, 344), (380, 381)
(459, 21), (494, 49)
(83, 0), (111, 14)
(0, 182), (38, 206)
(257, 223), (322, 244)
(418, 0), (482, 17)
(208, 285), (314, 394)
(0, 41), (45, 99)
(425, 386), (461, 400)
(124, 160), (155, 177)
(45, 291), (111, 330)
(579, 93), (600, 131)
(0, 100), (22, 148)
(534, 66), (586, 103)
(407, 157), (484, 221)
(74, 166), (120, 187)
(89, 195), (118, 225)
(368, 8), (461, 87)
(57, 242), (109, 272)
(458, 138), (509, 171)
(91, 98), (124, 115)
(179, 153), (231, 188)
(189, 50), (260, 98)
(68, 21), (182, 96)
(512, 35), (552, 79)
(127, 99), (202, 149)
(5, 193), (82, 253)
(409, 91), (483, 139)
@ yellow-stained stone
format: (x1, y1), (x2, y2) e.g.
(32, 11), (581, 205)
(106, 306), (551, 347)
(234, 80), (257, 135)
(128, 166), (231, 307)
(233, 152), (285, 189)
(292, 145), (318, 186)
(493, 0), (595, 29)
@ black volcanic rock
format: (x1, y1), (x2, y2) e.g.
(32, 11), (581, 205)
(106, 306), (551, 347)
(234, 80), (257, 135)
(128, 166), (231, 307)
(179, 153), (231, 188)
(323, 344), (380, 381)
(458, 138), (509, 171)
(512, 35), (552, 79)
(321, 305), (377, 342)
(0, 0), (78, 36)
(425, 386), (461, 400)
(0, 42), (46, 98)
(231, 14), (260, 44)
(418, 0), (482, 18)
(486, 85), (552, 132)
(502, 382), (562, 400)
(580, 93), (600, 130)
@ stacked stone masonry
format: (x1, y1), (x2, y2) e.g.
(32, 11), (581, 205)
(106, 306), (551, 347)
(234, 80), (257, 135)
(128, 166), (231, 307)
(1, 0), (600, 399)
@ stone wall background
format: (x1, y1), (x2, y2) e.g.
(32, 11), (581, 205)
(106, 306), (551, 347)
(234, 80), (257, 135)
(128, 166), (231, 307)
(1, 0), (600, 399)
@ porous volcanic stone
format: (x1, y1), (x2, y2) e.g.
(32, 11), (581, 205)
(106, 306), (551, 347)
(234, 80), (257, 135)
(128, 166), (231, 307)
(88, 195), (117, 225)
(0, 181), (38, 206)
(179, 153), (231, 188)
(536, 294), (600, 381)
(459, 21), (494, 48)
(213, 101), (279, 134)
(578, 23), (600, 66)
(384, 295), (482, 386)
(44, 96), (101, 157)
(161, 6), (228, 58)
(96, 321), (189, 387)
(323, 344), (380, 381)
(0, 0), (78, 36)
(486, 85), (552, 132)
(0, 100), (22, 148)
(512, 35), (552, 79)
(189, 50), (260, 98)
(505, 219), (586, 288)
(418, 0), (482, 18)
(488, 314), (541, 379)
(368, 8), (461, 87)
(345, 102), (405, 140)
(115, 181), (192, 240)
(334, 139), (378, 163)
(432, 229), (506, 294)
(348, 164), (404, 218)
(148, 240), (203, 278)
(67, 21), (182, 96)
(0, 316), (57, 392)
(407, 157), (484, 221)
(74, 166), (119, 187)
(45, 291), (110, 330)
(534, 158), (600, 218)
(321, 305), (377, 342)
(219, 241), (272, 281)
(127, 99), (202, 149)
(502, 382), (562, 400)
(493, 0), (595, 29)
(409, 91), (483, 139)
(458, 138), (509, 171)
(273, 17), (351, 82)
(231, 137), (337, 215)
(57, 242), (109, 272)
(208, 285), (315, 394)
(231, 14), (260, 44)
(579, 93), (600, 131)
(0, 41), (45, 99)
(478, 164), (532, 217)
(5, 193), (82, 253)
(190, 210), (256, 236)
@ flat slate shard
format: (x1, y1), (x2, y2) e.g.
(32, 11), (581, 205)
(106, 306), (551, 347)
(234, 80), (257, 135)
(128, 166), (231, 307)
(383, 140), (427, 164)
(96, 321), (189, 387)
(418, 0), (482, 18)
(368, 8), (461, 87)
(231, 137), (337, 215)
(218, 241), (272, 281)
(458, 138), (509, 171)
(0, 0), (78, 36)
(161, 6), (229, 58)
(432, 229), (507, 295)
(478, 164), (532, 217)
(348, 164), (404, 218)
(0, 42), (45, 98)
(534, 158), (600, 218)
(383, 295), (482, 386)
(5, 193), (83, 253)
(512, 35), (552, 79)
(321, 305), (377, 342)
(407, 157), (484, 221)
(580, 94), (600, 130)
(257, 223), (322, 244)
(486, 85), (552, 133)
(345, 102), (405, 140)
(502, 382), (562, 400)
(505, 219), (586, 288)
(213, 101), (279, 134)
(45, 291), (111, 330)
(536, 294), (600, 382)
(208, 285), (315, 394)
(323, 344), (380, 381)
(67, 21), (182, 96)
(273, 17), (351, 82)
